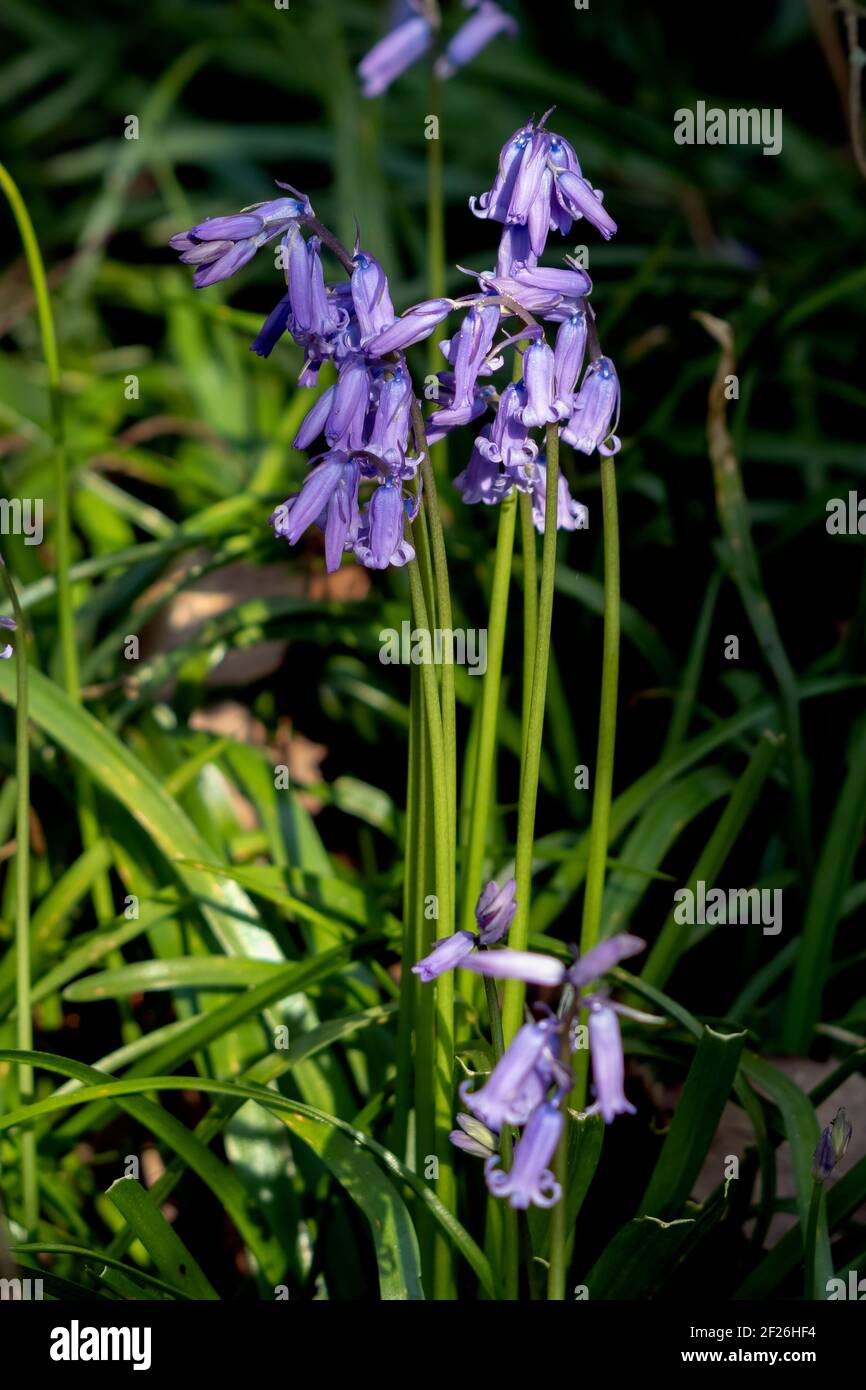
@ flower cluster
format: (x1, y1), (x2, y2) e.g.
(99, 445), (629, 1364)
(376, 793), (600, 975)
(367, 109), (621, 535)
(169, 110), (619, 571)
(414, 880), (647, 1210)
(357, 2), (518, 99)
(170, 198), (426, 573)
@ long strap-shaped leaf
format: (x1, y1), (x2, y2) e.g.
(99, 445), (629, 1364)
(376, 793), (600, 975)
(0, 1051), (495, 1299)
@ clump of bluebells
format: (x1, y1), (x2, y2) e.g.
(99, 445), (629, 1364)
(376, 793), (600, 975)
(414, 879), (647, 1209)
(169, 109), (620, 574)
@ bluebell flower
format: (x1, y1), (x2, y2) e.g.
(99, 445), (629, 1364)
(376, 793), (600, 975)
(586, 1000), (635, 1123)
(354, 477), (415, 570)
(435, 2), (518, 80)
(476, 381), (538, 493)
(270, 453), (361, 573)
(460, 1018), (560, 1130)
(462, 948), (565, 987)
(495, 224), (536, 278)
(413, 931), (477, 982)
(470, 113), (616, 258)
(351, 249), (397, 345)
(475, 878), (517, 944)
(170, 192), (311, 287)
(325, 357), (373, 452)
(485, 1100), (563, 1209)
(453, 427), (510, 505)
(552, 310), (588, 401)
(429, 301), (500, 431)
(293, 385), (337, 450)
(367, 366), (414, 468)
(365, 298), (455, 356)
(521, 341), (570, 428)
(561, 356), (621, 456)
(551, 168), (617, 241)
(567, 933), (645, 990)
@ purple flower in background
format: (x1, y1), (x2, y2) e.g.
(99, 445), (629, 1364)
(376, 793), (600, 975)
(413, 930), (477, 982)
(561, 356), (621, 456)
(485, 1101), (563, 1208)
(436, 1), (518, 80)
(357, 10), (433, 98)
(460, 1019), (560, 1130)
(568, 933), (645, 990)
(586, 1000), (635, 1123)
(462, 948), (565, 987)
(0, 615), (15, 660)
(475, 878), (517, 944)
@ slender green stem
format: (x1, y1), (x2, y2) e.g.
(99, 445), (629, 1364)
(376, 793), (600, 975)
(547, 1133), (569, 1299)
(804, 1177), (823, 1300)
(460, 492), (517, 933)
(480, 972), (519, 1300)
(579, 455), (621, 959)
(0, 163), (113, 927)
(414, 402), (456, 922)
(407, 554), (456, 1299)
(518, 491), (539, 758)
(501, 428), (560, 1047)
(0, 164), (77, 699)
(548, 455), (620, 1298)
(393, 662), (421, 1163)
(426, 67), (448, 484)
(0, 561), (37, 1228)
(413, 670), (437, 1278)
(572, 454), (621, 1112)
